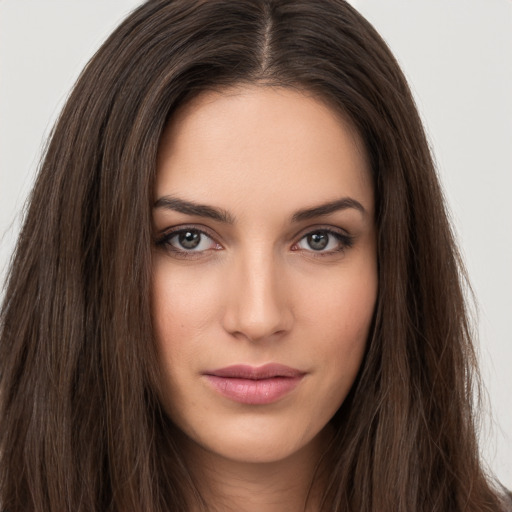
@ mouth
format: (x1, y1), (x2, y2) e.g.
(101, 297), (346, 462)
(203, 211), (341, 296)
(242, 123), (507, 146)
(203, 364), (305, 405)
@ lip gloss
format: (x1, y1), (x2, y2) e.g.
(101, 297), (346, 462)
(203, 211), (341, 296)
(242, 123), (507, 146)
(203, 364), (304, 405)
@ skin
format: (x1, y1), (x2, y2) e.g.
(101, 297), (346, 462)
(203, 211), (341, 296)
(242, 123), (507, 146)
(152, 85), (378, 511)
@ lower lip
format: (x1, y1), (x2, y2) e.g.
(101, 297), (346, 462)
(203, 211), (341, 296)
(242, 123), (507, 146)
(204, 375), (303, 405)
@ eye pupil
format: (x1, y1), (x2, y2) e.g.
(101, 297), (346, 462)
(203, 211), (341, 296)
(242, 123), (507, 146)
(307, 232), (328, 250)
(179, 231), (201, 249)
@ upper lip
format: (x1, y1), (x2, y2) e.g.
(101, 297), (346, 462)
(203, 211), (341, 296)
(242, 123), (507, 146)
(204, 364), (304, 380)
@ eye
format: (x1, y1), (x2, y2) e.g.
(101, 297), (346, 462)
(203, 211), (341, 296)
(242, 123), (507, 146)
(293, 229), (353, 253)
(157, 228), (221, 254)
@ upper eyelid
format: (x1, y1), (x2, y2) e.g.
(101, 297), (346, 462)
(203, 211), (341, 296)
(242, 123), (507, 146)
(291, 224), (351, 241)
(156, 224), (218, 241)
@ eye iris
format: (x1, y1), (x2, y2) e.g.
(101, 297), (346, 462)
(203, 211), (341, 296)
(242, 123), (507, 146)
(179, 231), (201, 249)
(307, 232), (328, 250)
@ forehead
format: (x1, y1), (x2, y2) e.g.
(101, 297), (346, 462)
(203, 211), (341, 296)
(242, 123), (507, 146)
(155, 85), (373, 218)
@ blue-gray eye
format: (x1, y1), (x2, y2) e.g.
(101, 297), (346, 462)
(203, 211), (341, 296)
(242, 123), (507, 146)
(178, 231), (201, 249)
(306, 232), (328, 250)
(296, 230), (349, 252)
(166, 229), (217, 252)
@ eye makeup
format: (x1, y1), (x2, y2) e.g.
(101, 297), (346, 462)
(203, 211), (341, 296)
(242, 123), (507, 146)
(291, 226), (354, 255)
(155, 223), (355, 261)
(155, 225), (223, 260)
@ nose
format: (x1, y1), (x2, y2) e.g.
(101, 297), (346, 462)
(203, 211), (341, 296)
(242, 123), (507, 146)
(221, 250), (293, 343)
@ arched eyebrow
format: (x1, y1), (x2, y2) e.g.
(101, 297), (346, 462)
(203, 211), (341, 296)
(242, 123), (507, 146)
(291, 197), (366, 222)
(154, 196), (235, 224)
(153, 195), (366, 224)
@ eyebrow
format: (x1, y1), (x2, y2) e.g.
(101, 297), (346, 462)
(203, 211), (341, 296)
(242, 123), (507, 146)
(153, 196), (235, 224)
(153, 195), (366, 224)
(291, 197), (366, 222)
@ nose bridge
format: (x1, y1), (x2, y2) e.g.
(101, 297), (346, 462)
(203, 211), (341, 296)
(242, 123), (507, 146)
(223, 244), (291, 341)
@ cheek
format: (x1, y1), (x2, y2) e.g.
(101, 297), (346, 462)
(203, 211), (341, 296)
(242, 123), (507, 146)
(151, 258), (224, 415)
(301, 264), (377, 391)
(151, 270), (222, 424)
(152, 259), (223, 354)
(301, 260), (377, 337)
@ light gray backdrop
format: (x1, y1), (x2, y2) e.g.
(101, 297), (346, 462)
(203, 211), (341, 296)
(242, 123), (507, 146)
(1, 0), (510, 488)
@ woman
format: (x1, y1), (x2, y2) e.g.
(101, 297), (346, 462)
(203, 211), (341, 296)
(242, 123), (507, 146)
(0, 0), (509, 510)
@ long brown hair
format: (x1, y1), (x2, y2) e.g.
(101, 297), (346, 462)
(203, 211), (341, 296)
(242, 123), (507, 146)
(0, 1), (507, 510)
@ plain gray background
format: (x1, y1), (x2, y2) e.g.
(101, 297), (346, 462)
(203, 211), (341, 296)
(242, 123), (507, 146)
(1, 0), (511, 488)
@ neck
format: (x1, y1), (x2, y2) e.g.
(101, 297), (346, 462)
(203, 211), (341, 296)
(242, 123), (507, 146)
(183, 427), (332, 512)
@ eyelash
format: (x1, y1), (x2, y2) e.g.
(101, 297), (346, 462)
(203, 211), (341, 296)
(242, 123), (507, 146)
(291, 229), (354, 256)
(155, 226), (221, 259)
(155, 225), (354, 259)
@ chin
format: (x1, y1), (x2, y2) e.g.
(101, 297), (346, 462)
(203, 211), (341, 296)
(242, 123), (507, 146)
(180, 415), (333, 467)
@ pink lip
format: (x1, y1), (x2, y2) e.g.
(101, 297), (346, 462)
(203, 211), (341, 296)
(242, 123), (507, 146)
(203, 364), (305, 405)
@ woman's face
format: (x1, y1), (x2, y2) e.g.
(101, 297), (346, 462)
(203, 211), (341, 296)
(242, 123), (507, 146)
(152, 86), (377, 464)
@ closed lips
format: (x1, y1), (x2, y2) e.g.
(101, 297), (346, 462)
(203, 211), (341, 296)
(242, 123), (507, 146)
(203, 364), (305, 405)
(205, 364), (305, 379)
